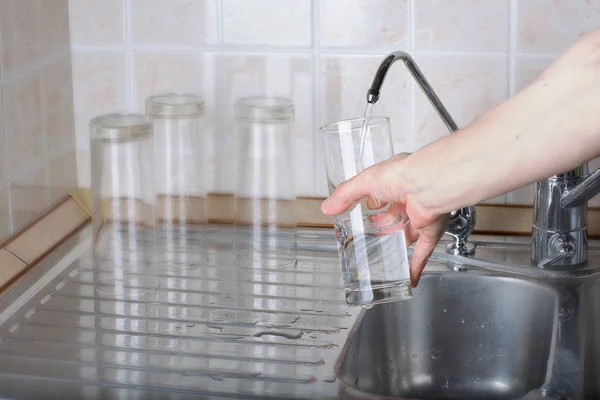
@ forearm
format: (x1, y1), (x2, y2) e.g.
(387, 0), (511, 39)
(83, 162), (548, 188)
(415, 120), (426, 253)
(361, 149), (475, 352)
(404, 31), (600, 214)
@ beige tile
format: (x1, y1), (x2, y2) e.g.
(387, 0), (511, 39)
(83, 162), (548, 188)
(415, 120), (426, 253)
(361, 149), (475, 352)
(10, 165), (50, 233)
(48, 150), (78, 205)
(71, 50), (129, 157)
(222, 0), (312, 47)
(475, 204), (533, 235)
(589, 157), (600, 207)
(514, 56), (556, 93)
(413, 55), (509, 147)
(0, 87), (6, 186)
(506, 184), (535, 206)
(319, 0), (408, 48)
(76, 148), (91, 188)
(43, 55), (76, 156)
(0, 187), (12, 241)
(133, 51), (217, 192)
(517, 0), (600, 54)
(0, 0), (42, 80)
(221, 53), (314, 195)
(482, 195), (507, 205)
(0, 249), (28, 288)
(132, 51), (216, 110)
(3, 73), (45, 175)
(40, 0), (70, 57)
(69, 0), (125, 46)
(414, 0), (510, 53)
(130, 0), (218, 46)
(6, 198), (89, 264)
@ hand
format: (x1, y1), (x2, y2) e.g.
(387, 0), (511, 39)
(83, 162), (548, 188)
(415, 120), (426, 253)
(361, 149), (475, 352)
(321, 153), (448, 287)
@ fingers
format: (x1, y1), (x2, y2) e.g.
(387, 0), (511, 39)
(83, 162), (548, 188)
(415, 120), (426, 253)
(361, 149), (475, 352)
(321, 169), (373, 216)
(409, 235), (438, 288)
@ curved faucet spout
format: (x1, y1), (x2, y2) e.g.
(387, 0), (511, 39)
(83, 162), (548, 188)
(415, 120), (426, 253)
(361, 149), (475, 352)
(366, 51), (476, 256)
(367, 51), (459, 133)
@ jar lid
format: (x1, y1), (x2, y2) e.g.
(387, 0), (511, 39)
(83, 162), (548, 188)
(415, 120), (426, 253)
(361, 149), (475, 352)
(234, 96), (295, 123)
(89, 113), (153, 142)
(145, 93), (205, 118)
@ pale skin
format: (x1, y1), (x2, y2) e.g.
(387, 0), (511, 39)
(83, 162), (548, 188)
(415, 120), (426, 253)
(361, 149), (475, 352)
(321, 28), (600, 288)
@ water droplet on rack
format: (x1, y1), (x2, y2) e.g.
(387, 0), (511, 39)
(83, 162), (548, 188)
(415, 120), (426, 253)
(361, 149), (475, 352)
(431, 349), (442, 360)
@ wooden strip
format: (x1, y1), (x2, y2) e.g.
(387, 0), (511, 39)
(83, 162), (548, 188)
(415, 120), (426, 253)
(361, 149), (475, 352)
(54, 189), (600, 237)
(5, 199), (90, 265)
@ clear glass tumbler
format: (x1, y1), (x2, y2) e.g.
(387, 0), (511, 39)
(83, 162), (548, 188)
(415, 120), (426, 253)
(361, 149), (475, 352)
(146, 93), (208, 271)
(90, 113), (159, 298)
(234, 96), (297, 267)
(320, 116), (411, 307)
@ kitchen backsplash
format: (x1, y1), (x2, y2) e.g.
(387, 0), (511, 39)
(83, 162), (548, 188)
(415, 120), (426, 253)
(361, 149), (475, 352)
(0, 0), (77, 239)
(65, 0), (600, 205)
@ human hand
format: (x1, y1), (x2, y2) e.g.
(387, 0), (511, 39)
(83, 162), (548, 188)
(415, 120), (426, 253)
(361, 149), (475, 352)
(321, 153), (448, 287)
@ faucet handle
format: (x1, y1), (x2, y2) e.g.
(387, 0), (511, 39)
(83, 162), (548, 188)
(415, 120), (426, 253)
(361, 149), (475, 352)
(445, 206), (476, 256)
(561, 167), (600, 208)
(537, 234), (575, 268)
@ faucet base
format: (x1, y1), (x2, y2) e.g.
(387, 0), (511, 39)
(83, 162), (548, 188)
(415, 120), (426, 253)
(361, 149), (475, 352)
(446, 240), (476, 256)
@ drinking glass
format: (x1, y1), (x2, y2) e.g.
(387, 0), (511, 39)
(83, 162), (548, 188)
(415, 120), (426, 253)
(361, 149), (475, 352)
(320, 116), (411, 307)
(90, 113), (160, 298)
(233, 96), (297, 267)
(146, 93), (208, 271)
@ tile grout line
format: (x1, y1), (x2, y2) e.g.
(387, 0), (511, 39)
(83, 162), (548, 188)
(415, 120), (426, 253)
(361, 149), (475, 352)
(40, 54), (51, 209)
(0, 22), (13, 234)
(408, 0), (417, 152)
(506, 0), (518, 205)
(215, 0), (226, 194)
(311, 0), (321, 196)
(71, 43), (555, 57)
(508, 0), (518, 96)
(124, 0), (135, 111)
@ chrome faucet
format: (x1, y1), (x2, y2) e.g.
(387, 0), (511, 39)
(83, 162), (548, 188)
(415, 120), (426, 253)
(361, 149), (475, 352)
(368, 51), (476, 256)
(533, 165), (600, 268)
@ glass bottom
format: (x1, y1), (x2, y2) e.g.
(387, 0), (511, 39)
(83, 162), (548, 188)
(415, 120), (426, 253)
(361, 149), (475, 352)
(94, 272), (160, 299)
(158, 245), (209, 271)
(345, 279), (412, 308)
(235, 249), (297, 268)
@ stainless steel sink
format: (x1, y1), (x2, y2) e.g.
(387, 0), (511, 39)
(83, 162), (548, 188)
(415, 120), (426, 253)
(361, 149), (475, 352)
(338, 274), (559, 400)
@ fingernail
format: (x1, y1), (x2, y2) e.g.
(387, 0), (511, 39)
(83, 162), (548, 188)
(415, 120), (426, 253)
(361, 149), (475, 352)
(366, 197), (380, 210)
(321, 198), (332, 213)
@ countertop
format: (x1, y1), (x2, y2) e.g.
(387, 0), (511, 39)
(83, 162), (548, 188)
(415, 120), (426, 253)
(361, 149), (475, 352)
(0, 225), (370, 399)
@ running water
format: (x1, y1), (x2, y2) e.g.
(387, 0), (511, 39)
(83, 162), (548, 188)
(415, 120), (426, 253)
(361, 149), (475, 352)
(356, 103), (374, 172)
(356, 102), (380, 208)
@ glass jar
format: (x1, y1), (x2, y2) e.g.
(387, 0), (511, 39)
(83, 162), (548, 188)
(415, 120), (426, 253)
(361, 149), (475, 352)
(233, 96), (297, 267)
(90, 113), (159, 298)
(145, 93), (208, 271)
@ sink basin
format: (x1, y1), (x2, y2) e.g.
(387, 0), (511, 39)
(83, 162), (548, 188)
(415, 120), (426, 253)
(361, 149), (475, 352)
(338, 274), (558, 400)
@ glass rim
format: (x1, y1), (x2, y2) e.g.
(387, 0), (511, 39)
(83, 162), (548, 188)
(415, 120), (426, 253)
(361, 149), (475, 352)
(145, 92), (205, 118)
(319, 116), (390, 134)
(89, 113), (152, 142)
(234, 95), (295, 123)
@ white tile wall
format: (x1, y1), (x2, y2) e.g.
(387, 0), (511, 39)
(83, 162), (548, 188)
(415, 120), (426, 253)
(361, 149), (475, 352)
(1, 0), (77, 236)
(69, 0), (600, 204)
(319, 0), (409, 48)
(413, 0), (510, 53)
